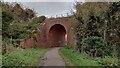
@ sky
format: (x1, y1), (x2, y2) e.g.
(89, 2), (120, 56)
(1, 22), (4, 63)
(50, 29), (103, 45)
(3, 0), (84, 17)
(4, 0), (118, 17)
(21, 2), (76, 17)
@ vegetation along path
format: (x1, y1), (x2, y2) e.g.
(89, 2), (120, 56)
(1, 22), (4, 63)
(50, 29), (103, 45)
(39, 47), (65, 66)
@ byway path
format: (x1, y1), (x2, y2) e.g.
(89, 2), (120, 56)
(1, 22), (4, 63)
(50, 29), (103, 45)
(39, 47), (65, 66)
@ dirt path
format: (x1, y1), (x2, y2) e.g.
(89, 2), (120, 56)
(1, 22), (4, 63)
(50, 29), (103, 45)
(39, 47), (65, 66)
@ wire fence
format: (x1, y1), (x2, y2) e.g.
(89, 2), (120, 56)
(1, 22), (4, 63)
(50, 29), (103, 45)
(47, 12), (74, 19)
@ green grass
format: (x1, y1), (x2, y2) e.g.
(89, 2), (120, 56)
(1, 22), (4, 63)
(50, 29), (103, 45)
(94, 57), (118, 66)
(0, 36), (2, 67)
(2, 48), (47, 66)
(59, 47), (101, 66)
(0, 53), (2, 68)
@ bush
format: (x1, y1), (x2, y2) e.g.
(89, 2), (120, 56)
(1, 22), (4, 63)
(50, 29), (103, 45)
(81, 36), (108, 57)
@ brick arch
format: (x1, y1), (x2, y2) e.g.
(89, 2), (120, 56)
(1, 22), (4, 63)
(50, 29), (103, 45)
(39, 17), (76, 48)
(20, 17), (76, 48)
(48, 24), (67, 47)
(48, 24), (67, 34)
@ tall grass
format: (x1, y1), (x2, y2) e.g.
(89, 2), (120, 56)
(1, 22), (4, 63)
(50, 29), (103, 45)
(59, 47), (100, 66)
(0, 36), (2, 67)
(2, 48), (47, 66)
(0, 53), (2, 68)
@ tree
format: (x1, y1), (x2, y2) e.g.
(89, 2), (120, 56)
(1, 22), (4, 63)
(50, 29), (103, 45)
(71, 2), (120, 57)
(1, 2), (46, 53)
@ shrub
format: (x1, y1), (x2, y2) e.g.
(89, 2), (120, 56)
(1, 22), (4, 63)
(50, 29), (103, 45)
(81, 36), (108, 57)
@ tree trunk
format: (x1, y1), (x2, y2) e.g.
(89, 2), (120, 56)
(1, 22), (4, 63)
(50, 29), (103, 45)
(2, 44), (6, 55)
(81, 46), (83, 53)
(104, 29), (107, 41)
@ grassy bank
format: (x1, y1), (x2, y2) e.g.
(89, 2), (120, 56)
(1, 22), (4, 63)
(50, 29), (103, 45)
(94, 56), (118, 66)
(0, 52), (1, 68)
(59, 47), (101, 66)
(2, 48), (47, 66)
(0, 36), (2, 67)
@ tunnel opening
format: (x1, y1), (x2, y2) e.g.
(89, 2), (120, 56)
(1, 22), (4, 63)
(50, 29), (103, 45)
(48, 24), (67, 47)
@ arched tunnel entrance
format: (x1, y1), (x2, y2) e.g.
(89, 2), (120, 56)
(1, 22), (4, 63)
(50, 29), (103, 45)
(48, 24), (67, 47)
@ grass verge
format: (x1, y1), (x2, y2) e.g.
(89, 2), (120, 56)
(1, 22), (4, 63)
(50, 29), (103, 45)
(2, 48), (47, 66)
(0, 53), (2, 68)
(59, 47), (101, 67)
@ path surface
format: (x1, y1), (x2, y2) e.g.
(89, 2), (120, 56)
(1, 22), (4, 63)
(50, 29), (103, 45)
(39, 47), (65, 66)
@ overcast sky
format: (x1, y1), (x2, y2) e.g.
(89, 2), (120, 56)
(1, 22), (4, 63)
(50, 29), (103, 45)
(4, 0), (118, 17)
(4, 0), (85, 17)
(21, 2), (76, 17)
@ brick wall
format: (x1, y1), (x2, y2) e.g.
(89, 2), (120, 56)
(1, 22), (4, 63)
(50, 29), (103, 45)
(39, 17), (76, 47)
(20, 36), (35, 48)
(20, 17), (76, 48)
